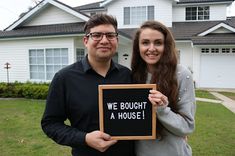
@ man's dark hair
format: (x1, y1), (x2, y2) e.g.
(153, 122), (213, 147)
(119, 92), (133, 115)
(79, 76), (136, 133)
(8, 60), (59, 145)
(84, 14), (118, 34)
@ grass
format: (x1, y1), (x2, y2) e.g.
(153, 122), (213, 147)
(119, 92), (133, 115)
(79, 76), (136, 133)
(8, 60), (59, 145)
(189, 101), (235, 156)
(0, 99), (71, 156)
(0, 97), (234, 156)
(218, 91), (235, 101)
(195, 89), (218, 99)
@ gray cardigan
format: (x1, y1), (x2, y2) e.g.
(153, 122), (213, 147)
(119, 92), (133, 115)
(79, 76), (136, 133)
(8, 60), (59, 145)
(135, 65), (196, 156)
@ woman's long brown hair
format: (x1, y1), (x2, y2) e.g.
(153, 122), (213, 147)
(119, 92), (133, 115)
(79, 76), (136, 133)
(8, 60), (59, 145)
(131, 21), (178, 112)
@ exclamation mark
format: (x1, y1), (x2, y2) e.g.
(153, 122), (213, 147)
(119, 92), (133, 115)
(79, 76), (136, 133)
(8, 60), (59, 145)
(142, 110), (145, 119)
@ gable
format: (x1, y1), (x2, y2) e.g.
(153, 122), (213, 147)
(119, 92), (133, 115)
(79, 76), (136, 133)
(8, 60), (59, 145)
(24, 5), (83, 26)
(198, 23), (235, 36)
(6, 0), (89, 31)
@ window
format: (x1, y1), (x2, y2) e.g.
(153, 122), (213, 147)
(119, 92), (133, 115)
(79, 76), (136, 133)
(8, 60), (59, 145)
(29, 49), (45, 80)
(124, 6), (154, 25)
(201, 48), (209, 53)
(29, 48), (68, 81)
(222, 48), (230, 53)
(186, 6), (209, 21)
(232, 48), (235, 53)
(76, 48), (85, 61)
(211, 48), (219, 53)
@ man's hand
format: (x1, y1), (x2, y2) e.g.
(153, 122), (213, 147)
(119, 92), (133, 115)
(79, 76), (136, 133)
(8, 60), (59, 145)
(85, 130), (117, 152)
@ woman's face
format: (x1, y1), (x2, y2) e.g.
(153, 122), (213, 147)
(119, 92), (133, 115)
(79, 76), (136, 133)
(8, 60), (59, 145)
(139, 28), (165, 72)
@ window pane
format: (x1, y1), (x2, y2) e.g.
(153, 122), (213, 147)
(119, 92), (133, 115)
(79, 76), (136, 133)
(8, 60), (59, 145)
(46, 49), (53, 57)
(30, 65), (37, 72)
(61, 48), (68, 57)
(53, 48), (60, 56)
(29, 50), (36, 57)
(38, 65), (44, 72)
(46, 65), (53, 72)
(54, 57), (61, 64)
(37, 50), (44, 57)
(30, 72), (38, 79)
(46, 57), (53, 64)
(148, 6), (154, 20)
(38, 72), (45, 79)
(37, 57), (44, 64)
(62, 57), (68, 64)
(76, 48), (85, 61)
(46, 73), (54, 80)
(29, 57), (37, 64)
(54, 65), (61, 72)
(124, 7), (130, 25)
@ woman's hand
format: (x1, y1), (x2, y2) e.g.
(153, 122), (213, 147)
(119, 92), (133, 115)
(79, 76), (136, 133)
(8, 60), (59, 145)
(148, 90), (169, 107)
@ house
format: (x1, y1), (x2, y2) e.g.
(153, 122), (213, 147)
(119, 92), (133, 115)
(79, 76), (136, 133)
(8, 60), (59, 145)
(0, 0), (235, 89)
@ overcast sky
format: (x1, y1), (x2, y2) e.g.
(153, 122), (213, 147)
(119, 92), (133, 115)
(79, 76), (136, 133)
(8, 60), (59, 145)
(0, 0), (235, 30)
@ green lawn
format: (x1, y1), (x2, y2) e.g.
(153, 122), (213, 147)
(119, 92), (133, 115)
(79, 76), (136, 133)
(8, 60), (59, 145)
(195, 89), (218, 99)
(189, 101), (235, 156)
(0, 99), (71, 156)
(218, 91), (235, 101)
(0, 98), (234, 156)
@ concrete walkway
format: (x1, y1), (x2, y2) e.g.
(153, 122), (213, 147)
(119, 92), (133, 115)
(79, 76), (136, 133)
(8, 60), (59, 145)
(196, 92), (235, 114)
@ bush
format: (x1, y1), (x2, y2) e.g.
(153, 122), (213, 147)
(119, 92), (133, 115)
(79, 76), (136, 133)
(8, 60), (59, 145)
(0, 82), (49, 99)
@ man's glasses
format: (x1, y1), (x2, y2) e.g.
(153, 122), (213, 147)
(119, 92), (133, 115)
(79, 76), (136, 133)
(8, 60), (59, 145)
(86, 32), (118, 41)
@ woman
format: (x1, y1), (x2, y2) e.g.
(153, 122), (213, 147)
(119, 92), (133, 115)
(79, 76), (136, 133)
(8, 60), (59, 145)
(131, 20), (196, 156)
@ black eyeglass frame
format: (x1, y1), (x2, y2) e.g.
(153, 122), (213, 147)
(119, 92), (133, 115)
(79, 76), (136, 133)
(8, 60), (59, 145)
(86, 32), (118, 41)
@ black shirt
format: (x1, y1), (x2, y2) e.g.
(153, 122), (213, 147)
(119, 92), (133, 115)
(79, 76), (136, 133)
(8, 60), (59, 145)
(41, 56), (135, 156)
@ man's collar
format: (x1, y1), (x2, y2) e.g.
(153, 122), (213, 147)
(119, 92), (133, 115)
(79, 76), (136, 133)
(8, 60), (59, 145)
(81, 55), (120, 73)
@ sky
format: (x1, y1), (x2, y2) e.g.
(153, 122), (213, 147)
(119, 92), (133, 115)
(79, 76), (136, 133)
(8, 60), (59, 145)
(0, 0), (235, 30)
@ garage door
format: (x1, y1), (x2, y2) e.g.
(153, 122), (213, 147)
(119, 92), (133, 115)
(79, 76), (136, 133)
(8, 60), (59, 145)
(200, 53), (235, 89)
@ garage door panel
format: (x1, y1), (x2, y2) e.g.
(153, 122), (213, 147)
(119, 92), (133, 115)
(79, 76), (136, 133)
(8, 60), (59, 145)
(200, 54), (235, 88)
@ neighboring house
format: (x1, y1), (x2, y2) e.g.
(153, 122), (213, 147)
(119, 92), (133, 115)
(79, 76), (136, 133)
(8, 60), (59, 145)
(0, 0), (235, 89)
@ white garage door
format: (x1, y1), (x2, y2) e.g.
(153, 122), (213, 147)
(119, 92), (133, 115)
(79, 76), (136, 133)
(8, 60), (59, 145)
(200, 53), (235, 89)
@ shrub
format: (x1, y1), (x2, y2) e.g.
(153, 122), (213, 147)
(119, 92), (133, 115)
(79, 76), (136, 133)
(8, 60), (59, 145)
(0, 82), (49, 99)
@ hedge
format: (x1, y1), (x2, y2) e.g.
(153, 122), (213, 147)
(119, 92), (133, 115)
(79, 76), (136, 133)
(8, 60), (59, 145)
(0, 82), (49, 99)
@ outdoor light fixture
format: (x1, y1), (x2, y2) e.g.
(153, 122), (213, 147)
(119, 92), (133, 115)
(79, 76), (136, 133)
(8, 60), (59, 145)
(123, 54), (129, 60)
(4, 62), (11, 84)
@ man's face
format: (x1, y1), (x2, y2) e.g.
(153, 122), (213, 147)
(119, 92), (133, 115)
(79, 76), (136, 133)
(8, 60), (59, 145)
(83, 24), (118, 63)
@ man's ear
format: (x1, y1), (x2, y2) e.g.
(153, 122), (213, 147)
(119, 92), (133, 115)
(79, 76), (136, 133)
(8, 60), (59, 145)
(83, 36), (88, 46)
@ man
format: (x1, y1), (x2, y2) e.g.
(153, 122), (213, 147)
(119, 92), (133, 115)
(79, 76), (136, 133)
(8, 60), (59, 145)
(41, 14), (135, 156)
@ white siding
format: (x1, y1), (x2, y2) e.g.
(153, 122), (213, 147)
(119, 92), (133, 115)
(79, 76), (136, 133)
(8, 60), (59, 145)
(106, 0), (172, 28)
(25, 5), (82, 26)
(192, 46), (201, 88)
(172, 6), (185, 22)
(176, 41), (194, 71)
(0, 37), (80, 82)
(210, 5), (227, 20)
(117, 44), (132, 69)
(155, 0), (172, 27)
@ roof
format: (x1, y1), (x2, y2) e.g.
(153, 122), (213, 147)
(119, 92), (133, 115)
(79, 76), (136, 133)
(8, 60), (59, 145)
(177, 0), (234, 4)
(171, 16), (235, 44)
(0, 23), (85, 39)
(74, 1), (105, 11)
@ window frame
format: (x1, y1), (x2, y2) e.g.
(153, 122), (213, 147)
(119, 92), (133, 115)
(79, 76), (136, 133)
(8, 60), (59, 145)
(123, 5), (154, 25)
(29, 48), (68, 81)
(186, 6), (210, 21)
